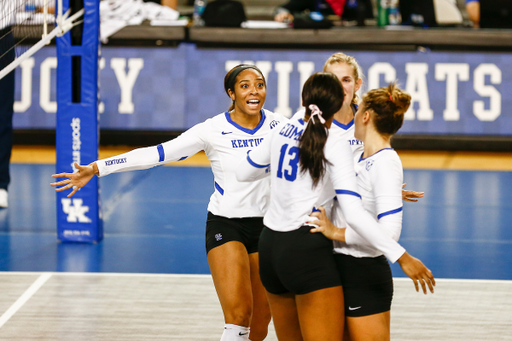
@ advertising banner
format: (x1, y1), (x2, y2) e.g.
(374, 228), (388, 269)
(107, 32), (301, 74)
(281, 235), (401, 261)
(15, 43), (512, 136)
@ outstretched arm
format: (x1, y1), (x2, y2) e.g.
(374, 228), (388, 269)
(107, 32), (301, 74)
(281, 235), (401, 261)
(309, 206), (435, 294)
(51, 162), (99, 197)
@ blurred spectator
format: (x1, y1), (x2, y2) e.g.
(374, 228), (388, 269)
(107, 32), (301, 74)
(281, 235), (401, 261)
(465, 0), (479, 27)
(274, 0), (372, 25)
(143, 0), (178, 10)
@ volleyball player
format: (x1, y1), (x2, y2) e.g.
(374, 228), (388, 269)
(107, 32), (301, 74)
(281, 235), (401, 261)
(323, 52), (423, 202)
(236, 72), (433, 341)
(52, 64), (286, 341)
(310, 83), (435, 341)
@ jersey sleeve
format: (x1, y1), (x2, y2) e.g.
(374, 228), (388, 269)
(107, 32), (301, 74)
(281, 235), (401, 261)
(372, 154), (404, 241)
(342, 154), (404, 248)
(235, 125), (276, 182)
(326, 138), (406, 263)
(97, 121), (208, 177)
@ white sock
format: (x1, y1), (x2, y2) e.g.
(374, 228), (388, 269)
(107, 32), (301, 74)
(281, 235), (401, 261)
(220, 324), (250, 341)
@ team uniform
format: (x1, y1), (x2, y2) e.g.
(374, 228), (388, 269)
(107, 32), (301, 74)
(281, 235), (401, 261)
(331, 146), (404, 317)
(97, 109), (285, 253)
(330, 105), (364, 164)
(236, 112), (405, 296)
(329, 104), (402, 317)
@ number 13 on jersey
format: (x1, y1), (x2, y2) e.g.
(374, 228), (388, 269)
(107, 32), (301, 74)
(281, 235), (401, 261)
(277, 144), (299, 181)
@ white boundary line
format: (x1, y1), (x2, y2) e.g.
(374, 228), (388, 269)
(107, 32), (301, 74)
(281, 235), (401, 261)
(0, 271), (212, 278)
(0, 273), (52, 329)
(0, 272), (510, 284)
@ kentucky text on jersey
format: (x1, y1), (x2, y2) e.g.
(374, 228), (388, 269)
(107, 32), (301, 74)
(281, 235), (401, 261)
(279, 123), (303, 141)
(105, 158), (127, 166)
(231, 138), (264, 148)
(348, 139), (363, 146)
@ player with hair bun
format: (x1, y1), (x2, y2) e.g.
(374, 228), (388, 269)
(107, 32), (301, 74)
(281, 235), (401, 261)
(311, 82), (435, 341)
(237, 73), (434, 341)
(52, 64), (286, 341)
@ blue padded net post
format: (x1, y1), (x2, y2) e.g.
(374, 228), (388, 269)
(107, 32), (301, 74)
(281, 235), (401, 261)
(56, 0), (103, 243)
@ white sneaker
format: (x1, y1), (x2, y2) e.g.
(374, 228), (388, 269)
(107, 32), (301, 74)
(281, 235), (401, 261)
(0, 189), (8, 208)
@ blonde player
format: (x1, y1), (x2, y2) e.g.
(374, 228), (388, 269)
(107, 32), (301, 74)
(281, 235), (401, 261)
(52, 64), (286, 341)
(236, 72), (433, 341)
(324, 52), (423, 202)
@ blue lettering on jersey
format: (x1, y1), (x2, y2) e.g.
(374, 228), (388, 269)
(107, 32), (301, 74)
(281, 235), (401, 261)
(105, 158), (127, 166)
(269, 120), (280, 129)
(231, 138), (264, 149)
(348, 139), (363, 145)
(279, 123), (303, 141)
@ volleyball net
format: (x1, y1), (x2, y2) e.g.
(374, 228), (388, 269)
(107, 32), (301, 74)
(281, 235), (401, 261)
(0, 0), (85, 81)
(1, 0), (102, 243)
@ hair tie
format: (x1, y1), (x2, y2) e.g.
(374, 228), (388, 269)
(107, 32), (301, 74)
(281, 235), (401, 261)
(389, 94), (394, 102)
(308, 104), (326, 125)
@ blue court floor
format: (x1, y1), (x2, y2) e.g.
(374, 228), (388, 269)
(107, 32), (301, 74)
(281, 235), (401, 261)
(1, 163), (511, 280)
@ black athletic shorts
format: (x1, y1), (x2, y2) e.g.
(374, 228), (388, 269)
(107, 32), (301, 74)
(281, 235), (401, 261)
(259, 225), (341, 295)
(205, 212), (264, 254)
(335, 253), (393, 317)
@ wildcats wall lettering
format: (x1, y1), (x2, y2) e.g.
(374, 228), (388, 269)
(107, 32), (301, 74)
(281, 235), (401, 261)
(14, 48), (509, 136)
(225, 60), (503, 122)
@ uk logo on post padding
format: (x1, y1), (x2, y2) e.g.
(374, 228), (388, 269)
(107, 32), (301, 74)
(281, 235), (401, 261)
(61, 198), (92, 223)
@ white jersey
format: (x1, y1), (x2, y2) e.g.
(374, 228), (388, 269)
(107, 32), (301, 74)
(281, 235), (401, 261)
(330, 118), (364, 164)
(97, 109), (285, 218)
(236, 112), (406, 263)
(333, 149), (404, 258)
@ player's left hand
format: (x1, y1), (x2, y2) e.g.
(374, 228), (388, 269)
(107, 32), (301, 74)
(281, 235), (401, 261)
(308, 206), (346, 242)
(402, 183), (424, 202)
(397, 252), (436, 294)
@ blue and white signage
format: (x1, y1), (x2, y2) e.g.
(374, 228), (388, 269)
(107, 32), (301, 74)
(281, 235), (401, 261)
(13, 43), (512, 135)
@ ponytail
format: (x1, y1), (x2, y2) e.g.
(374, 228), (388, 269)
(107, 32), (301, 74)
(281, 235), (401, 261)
(298, 73), (344, 187)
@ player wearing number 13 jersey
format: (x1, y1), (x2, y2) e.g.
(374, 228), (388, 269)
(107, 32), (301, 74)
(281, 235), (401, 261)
(236, 73), (412, 341)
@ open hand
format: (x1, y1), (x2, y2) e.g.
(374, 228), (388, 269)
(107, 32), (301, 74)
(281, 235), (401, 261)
(51, 162), (98, 197)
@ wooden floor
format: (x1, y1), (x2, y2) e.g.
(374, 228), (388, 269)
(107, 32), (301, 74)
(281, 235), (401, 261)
(0, 273), (511, 341)
(11, 145), (512, 171)
(2, 146), (512, 340)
